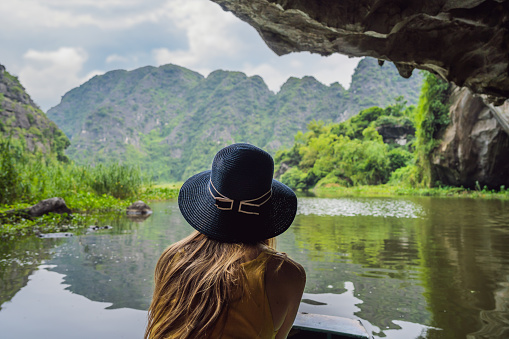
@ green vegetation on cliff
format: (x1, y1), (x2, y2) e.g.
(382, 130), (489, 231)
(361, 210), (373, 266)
(386, 72), (452, 188)
(276, 71), (492, 194)
(0, 64), (178, 238)
(413, 72), (452, 187)
(0, 66), (70, 162)
(275, 98), (415, 190)
(48, 58), (423, 182)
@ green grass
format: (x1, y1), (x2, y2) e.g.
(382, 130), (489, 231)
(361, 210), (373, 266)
(139, 183), (180, 201)
(0, 184), (180, 239)
(313, 184), (509, 199)
(0, 134), (183, 238)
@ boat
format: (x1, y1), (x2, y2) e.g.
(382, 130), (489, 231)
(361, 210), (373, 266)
(290, 312), (371, 339)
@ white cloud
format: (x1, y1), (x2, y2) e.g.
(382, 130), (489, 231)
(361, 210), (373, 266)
(18, 47), (103, 109)
(1, 0), (362, 111)
(303, 54), (362, 89)
(106, 54), (130, 64)
(150, 0), (360, 92)
(152, 0), (243, 71)
(242, 53), (362, 92)
(0, 0), (168, 29)
(241, 63), (289, 93)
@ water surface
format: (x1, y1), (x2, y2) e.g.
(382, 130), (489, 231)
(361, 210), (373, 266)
(1, 197), (508, 339)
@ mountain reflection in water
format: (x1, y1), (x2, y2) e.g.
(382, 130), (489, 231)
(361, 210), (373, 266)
(0, 197), (508, 339)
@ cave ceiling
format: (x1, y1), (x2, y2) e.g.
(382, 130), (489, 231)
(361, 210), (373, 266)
(210, 0), (509, 104)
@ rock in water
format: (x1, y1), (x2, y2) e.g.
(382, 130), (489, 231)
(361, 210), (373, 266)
(126, 200), (152, 215)
(27, 197), (72, 217)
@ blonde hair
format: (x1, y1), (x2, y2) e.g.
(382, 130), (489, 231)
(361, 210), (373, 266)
(144, 231), (275, 339)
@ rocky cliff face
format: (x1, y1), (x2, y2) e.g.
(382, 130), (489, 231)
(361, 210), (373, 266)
(0, 64), (69, 159)
(210, 0), (509, 104)
(431, 87), (509, 188)
(48, 59), (422, 182)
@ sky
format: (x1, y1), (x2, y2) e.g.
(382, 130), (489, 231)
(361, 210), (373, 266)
(0, 0), (361, 112)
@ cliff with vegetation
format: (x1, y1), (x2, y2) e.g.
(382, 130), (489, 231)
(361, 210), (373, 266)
(277, 72), (509, 191)
(275, 99), (415, 190)
(429, 87), (509, 189)
(48, 58), (422, 182)
(0, 64), (69, 161)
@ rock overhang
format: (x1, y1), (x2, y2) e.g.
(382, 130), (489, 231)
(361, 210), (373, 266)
(210, 0), (509, 104)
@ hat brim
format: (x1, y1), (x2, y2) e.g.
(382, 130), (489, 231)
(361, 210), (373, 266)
(178, 170), (297, 243)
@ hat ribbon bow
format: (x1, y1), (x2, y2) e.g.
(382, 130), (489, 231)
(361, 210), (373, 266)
(208, 180), (272, 215)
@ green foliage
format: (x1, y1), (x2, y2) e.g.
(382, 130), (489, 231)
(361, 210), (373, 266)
(413, 72), (452, 187)
(53, 128), (71, 162)
(87, 163), (144, 199)
(0, 135), (151, 207)
(0, 138), (27, 204)
(139, 186), (179, 201)
(0, 138), (167, 238)
(388, 148), (414, 173)
(12, 86), (23, 96)
(388, 164), (420, 187)
(280, 167), (311, 190)
(277, 99), (417, 190)
(375, 115), (413, 129)
(0, 212), (75, 239)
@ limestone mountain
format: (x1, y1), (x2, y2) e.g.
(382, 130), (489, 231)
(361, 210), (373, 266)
(48, 58), (423, 182)
(346, 58), (423, 113)
(0, 64), (69, 161)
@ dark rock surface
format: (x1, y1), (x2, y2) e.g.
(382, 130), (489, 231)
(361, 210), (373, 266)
(376, 124), (415, 145)
(210, 0), (509, 103)
(431, 87), (509, 188)
(26, 197), (73, 217)
(126, 200), (152, 215)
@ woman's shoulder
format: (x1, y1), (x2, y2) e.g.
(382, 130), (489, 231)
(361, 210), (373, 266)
(265, 251), (306, 288)
(264, 250), (306, 336)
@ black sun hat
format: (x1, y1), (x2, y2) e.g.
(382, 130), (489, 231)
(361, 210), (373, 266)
(178, 143), (298, 243)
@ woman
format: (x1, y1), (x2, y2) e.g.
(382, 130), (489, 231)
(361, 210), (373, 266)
(145, 143), (306, 339)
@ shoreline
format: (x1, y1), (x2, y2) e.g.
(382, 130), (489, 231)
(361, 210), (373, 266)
(0, 186), (179, 239)
(305, 184), (509, 200)
(2, 184), (507, 239)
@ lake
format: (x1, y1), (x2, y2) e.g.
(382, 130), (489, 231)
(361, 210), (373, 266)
(1, 196), (508, 339)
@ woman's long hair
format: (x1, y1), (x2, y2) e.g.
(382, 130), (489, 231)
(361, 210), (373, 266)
(144, 231), (275, 339)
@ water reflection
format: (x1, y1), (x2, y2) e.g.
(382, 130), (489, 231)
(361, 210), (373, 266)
(289, 200), (431, 336)
(299, 283), (439, 339)
(0, 265), (146, 339)
(416, 198), (509, 339)
(47, 201), (188, 310)
(289, 197), (509, 338)
(0, 197), (508, 339)
(0, 236), (65, 311)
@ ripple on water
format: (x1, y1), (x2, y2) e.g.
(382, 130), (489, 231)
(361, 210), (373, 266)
(297, 198), (424, 218)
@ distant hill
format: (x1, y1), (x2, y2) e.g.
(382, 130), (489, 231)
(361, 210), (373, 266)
(0, 64), (69, 161)
(48, 58), (423, 181)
